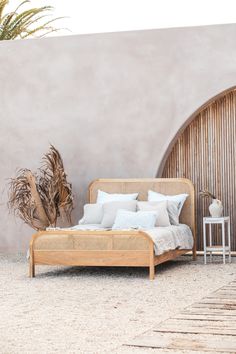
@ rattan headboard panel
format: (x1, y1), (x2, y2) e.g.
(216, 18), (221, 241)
(89, 178), (195, 237)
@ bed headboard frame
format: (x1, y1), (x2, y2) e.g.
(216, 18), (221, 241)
(89, 178), (195, 237)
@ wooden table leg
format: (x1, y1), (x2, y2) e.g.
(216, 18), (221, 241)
(209, 223), (212, 262)
(203, 221), (207, 265)
(228, 220), (231, 263)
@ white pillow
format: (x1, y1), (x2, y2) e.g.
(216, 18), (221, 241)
(101, 200), (137, 228)
(96, 190), (138, 203)
(148, 190), (188, 216)
(79, 204), (103, 224)
(137, 201), (170, 227)
(112, 210), (157, 230)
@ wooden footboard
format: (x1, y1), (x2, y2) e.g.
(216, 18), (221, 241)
(29, 230), (157, 280)
(29, 230), (191, 280)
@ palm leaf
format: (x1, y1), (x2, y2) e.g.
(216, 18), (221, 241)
(22, 27), (60, 39)
(0, 0), (65, 40)
(8, 169), (50, 230)
(0, 0), (8, 20)
(40, 145), (73, 225)
(8, 146), (73, 231)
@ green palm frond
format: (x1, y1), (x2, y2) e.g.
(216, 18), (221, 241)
(0, 0), (65, 40)
(0, 0), (8, 19)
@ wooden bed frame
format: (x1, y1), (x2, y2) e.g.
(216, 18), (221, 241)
(29, 178), (196, 280)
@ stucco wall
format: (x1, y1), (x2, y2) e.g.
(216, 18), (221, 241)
(1, 24), (236, 252)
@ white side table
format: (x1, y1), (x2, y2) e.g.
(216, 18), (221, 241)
(203, 217), (231, 264)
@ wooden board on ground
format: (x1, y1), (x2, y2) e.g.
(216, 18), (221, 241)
(173, 313), (236, 321)
(156, 318), (236, 336)
(125, 332), (236, 353)
(182, 308), (236, 316)
(124, 280), (236, 352)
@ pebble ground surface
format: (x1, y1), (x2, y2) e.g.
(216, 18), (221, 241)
(0, 253), (235, 354)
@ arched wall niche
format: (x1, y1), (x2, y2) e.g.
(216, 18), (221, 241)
(158, 86), (236, 251)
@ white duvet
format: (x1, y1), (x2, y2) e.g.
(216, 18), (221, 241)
(47, 223), (193, 256)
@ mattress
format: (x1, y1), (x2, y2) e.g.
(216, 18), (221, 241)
(34, 224), (193, 256)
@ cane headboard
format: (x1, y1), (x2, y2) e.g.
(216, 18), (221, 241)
(89, 178), (195, 237)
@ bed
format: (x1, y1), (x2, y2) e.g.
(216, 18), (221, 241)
(29, 178), (196, 280)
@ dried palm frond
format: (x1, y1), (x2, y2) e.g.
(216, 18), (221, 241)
(39, 145), (73, 225)
(199, 189), (216, 199)
(8, 169), (50, 230)
(8, 145), (73, 231)
(0, 0), (65, 40)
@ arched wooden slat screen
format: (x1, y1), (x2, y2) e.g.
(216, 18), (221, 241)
(161, 88), (236, 251)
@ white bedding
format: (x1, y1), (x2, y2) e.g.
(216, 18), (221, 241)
(145, 224), (193, 255)
(47, 223), (193, 256)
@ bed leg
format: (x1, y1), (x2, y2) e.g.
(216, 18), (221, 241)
(29, 261), (35, 278)
(149, 264), (155, 280)
(192, 244), (197, 261)
(29, 252), (35, 278)
(149, 245), (155, 280)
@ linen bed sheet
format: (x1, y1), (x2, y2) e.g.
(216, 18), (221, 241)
(45, 224), (193, 256)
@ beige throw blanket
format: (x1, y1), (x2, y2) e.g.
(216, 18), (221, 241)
(146, 224), (193, 255)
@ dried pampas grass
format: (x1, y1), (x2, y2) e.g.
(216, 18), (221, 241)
(199, 189), (216, 200)
(8, 145), (73, 231)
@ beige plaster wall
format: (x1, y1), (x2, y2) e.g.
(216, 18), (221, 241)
(1, 24), (236, 252)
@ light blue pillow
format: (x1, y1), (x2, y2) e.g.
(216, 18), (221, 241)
(112, 209), (157, 230)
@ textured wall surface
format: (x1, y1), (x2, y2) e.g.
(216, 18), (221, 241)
(1, 24), (236, 252)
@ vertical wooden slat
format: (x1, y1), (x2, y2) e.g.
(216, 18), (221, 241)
(162, 89), (236, 251)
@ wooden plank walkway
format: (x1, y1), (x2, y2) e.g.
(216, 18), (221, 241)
(125, 280), (236, 353)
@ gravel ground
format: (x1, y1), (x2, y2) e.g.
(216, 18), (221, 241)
(0, 253), (235, 354)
